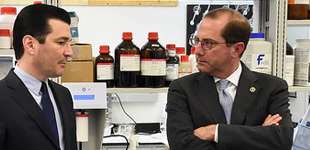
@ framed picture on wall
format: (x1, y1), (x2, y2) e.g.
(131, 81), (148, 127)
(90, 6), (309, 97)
(186, 3), (254, 55)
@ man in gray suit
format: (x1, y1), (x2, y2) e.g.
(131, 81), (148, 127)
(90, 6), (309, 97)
(166, 8), (293, 150)
(0, 4), (77, 150)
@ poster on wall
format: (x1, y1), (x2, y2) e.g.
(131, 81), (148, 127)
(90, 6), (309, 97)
(186, 4), (254, 55)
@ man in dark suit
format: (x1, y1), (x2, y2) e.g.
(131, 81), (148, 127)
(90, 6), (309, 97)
(0, 4), (77, 150)
(166, 8), (293, 150)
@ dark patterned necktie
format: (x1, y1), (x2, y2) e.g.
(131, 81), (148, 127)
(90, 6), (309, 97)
(41, 82), (59, 141)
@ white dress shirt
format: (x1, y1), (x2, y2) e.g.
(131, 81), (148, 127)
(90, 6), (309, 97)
(14, 65), (64, 150)
(213, 62), (242, 143)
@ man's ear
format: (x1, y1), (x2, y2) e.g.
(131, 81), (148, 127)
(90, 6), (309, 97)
(232, 42), (245, 57)
(22, 35), (36, 55)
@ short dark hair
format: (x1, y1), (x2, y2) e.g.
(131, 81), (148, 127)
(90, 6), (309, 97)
(204, 8), (251, 57)
(13, 4), (71, 60)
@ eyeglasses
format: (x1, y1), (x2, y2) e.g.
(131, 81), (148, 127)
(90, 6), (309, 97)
(190, 37), (228, 51)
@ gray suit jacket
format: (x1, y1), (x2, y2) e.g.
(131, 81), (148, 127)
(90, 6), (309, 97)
(0, 69), (77, 150)
(166, 63), (293, 150)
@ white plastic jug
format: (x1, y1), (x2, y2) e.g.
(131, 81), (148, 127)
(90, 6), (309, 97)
(241, 33), (273, 75)
(0, 7), (17, 49)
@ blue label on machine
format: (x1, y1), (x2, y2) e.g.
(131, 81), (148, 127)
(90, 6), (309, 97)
(74, 95), (95, 100)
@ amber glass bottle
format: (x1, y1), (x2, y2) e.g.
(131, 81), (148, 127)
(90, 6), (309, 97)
(139, 32), (166, 87)
(114, 32), (140, 87)
(95, 45), (114, 87)
(286, 42), (294, 55)
(165, 44), (179, 87)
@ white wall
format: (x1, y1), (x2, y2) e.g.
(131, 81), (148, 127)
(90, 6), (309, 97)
(63, 4), (187, 58)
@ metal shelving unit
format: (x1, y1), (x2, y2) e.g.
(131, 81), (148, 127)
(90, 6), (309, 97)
(107, 88), (168, 93)
(256, 0), (287, 78)
(0, 49), (14, 55)
(288, 20), (310, 26)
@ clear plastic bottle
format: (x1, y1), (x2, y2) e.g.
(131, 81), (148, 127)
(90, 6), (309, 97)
(165, 44), (179, 87)
(114, 32), (140, 87)
(139, 32), (166, 87)
(95, 45), (114, 88)
(178, 55), (191, 78)
(0, 7), (17, 49)
(189, 47), (199, 73)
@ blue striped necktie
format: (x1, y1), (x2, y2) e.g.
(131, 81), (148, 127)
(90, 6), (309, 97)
(41, 82), (59, 141)
(218, 80), (234, 124)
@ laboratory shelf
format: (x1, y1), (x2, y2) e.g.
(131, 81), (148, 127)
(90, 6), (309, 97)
(0, 49), (15, 55)
(106, 86), (310, 93)
(287, 20), (310, 26)
(289, 86), (310, 92)
(107, 87), (168, 93)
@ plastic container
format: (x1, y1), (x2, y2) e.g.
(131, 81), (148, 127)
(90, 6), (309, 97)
(139, 32), (166, 87)
(95, 45), (114, 88)
(189, 47), (198, 73)
(240, 33), (273, 75)
(0, 7), (17, 49)
(0, 29), (10, 49)
(165, 44), (179, 87)
(75, 112), (89, 142)
(293, 39), (310, 86)
(178, 55), (191, 78)
(114, 32), (140, 87)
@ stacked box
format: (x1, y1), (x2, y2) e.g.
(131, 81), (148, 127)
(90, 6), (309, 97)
(62, 43), (94, 82)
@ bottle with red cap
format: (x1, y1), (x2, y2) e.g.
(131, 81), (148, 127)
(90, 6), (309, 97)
(189, 47), (199, 73)
(95, 45), (114, 88)
(0, 7), (17, 49)
(165, 44), (179, 87)
(176, 47), (186, 64)
(178, 55), (191, 78)
(34, 1), (43, 4)
(114, 32), (140, 87)
(139, 32), (166, 87)
(0, 29), (10, 49)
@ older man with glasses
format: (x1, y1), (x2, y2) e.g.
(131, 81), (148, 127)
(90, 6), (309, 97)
(166, 8), (293, 150)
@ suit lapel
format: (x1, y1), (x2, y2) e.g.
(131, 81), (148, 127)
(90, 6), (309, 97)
(6, 70), (60, 149)
(194, 73), (227, 124)
(231, 64), (261, 124)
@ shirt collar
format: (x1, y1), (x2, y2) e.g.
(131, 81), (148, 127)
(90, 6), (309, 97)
(14, 65), (46, 96)
(214, 62), (242, 86)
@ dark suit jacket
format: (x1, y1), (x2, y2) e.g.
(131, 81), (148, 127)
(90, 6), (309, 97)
(166, 63), (293, 150)
(0, 69), (77, 150)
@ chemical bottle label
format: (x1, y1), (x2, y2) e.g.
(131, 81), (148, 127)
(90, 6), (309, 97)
(242, 53), (272, 74)
(96, 63), (114, 80)
(166, 64), (179, 81)
(141, 58), (166, 76)
(120, 54), (140, 71)
(294, 48), (310, 86)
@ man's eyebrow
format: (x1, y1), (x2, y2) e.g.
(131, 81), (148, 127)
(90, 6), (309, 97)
(200, 38), (215, 42)
(56, 36), (70, 41)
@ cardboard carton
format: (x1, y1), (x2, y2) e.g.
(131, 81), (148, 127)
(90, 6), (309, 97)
(62, 61), (94, 82)
(71, 43), (92, 61)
